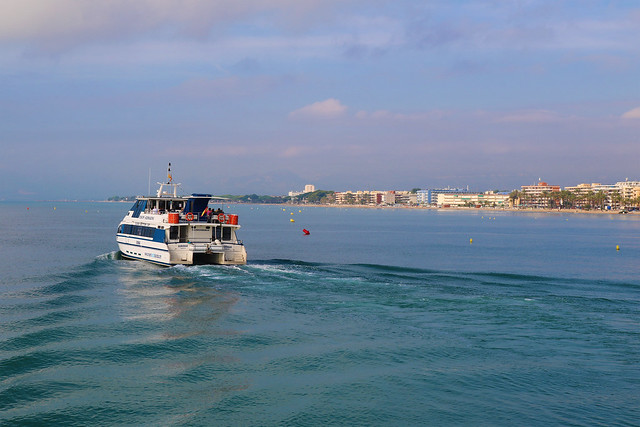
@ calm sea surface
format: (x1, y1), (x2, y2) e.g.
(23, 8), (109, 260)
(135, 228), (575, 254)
(1, 202), (639, 425)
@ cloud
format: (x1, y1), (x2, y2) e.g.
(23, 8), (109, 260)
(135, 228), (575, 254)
(289, 98), (347, 119)
(621, 107), (640, 119)
(0, 0), (350, 53)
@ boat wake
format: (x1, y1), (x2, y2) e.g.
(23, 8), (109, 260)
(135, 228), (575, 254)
(96, 250), (124, 261)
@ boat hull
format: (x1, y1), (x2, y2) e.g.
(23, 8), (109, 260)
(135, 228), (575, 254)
(117, 237), (247, 266)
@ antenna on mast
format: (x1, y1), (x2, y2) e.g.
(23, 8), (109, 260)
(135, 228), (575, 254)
(168, 162), (172, 184)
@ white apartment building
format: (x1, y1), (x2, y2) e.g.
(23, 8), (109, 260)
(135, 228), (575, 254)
(437, 192), (509, 207)
(615, 180), (640, 200)
(563, 180), (640, 208)
(417, 188), (471, 205)
(289, 184), (316, 197)
(333, 190), (417, 206)
(334, 190), (380, 205)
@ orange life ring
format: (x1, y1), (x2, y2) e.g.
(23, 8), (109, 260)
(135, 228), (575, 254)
(186, 212), (194, 221)
(217, 213), (226, 223)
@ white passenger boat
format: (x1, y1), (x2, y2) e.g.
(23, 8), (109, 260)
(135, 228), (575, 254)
(116, 165), (247, 266)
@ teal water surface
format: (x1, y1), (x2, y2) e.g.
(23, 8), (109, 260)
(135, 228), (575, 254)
(1, 202), (639, 425)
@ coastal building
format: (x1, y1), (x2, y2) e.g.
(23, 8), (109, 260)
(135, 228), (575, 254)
(417, 187), (472, 205)
(520, 181), (561, 208)
(382, 191), (396, 205)
(395, 191), (417, 205)
(437, 192), (509, 208)
(334, 191), (356, 204)
(334, 190), (381, 205)
(289, 184), (316, 198)
(416, 190), (428, 205)
(564, 183), (617, 209)
(333, 190), (417, 206)
(614, 180), (640, 201)
(562, 180), (640, 209)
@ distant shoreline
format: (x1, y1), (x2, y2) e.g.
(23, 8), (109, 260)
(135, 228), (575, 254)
(280, 203), (640, 216)
(87, 200), (640, 216)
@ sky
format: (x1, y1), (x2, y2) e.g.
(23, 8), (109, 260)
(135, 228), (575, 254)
(1, 0), (639, 200)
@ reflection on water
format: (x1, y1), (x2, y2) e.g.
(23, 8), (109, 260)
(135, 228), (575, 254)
(116, 260), (242, 332)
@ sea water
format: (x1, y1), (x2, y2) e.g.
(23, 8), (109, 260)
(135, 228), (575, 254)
(1, 202), (639, 425)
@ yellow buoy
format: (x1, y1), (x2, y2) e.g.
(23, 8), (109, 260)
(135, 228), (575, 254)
(291, 212), (294, 215)
(470, 238), (473, 244)
(290, 219), (295, 222)
(616, 245), (620, 251)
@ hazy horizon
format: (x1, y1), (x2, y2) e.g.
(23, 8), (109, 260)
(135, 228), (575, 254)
(1, 1), (639, 201)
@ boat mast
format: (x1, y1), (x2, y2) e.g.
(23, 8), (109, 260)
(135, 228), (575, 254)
(156, 162), (180, 197)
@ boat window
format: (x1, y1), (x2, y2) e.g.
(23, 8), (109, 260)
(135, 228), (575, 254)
(222, 227), (231, 241)
(170, 226), (178, 240)
(131, 200), (147, 218)
(213, 226), (221, 240)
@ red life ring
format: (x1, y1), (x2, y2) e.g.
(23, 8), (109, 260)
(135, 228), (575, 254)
(186, 212), (194, 221)
(217, 213), (226, 223)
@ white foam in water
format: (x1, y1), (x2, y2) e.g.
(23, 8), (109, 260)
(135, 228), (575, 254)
(96, 251), (122, 260)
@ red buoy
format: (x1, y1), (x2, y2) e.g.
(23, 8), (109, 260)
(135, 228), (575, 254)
(303, 229), (310, 235)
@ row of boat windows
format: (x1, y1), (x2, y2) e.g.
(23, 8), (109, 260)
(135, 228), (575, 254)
(118, 224), (157, 238)
(169, 225), (232, 241)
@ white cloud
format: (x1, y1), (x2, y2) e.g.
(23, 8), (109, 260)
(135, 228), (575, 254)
(621, 107), (640, 119)
(289, 98), (347, 119)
